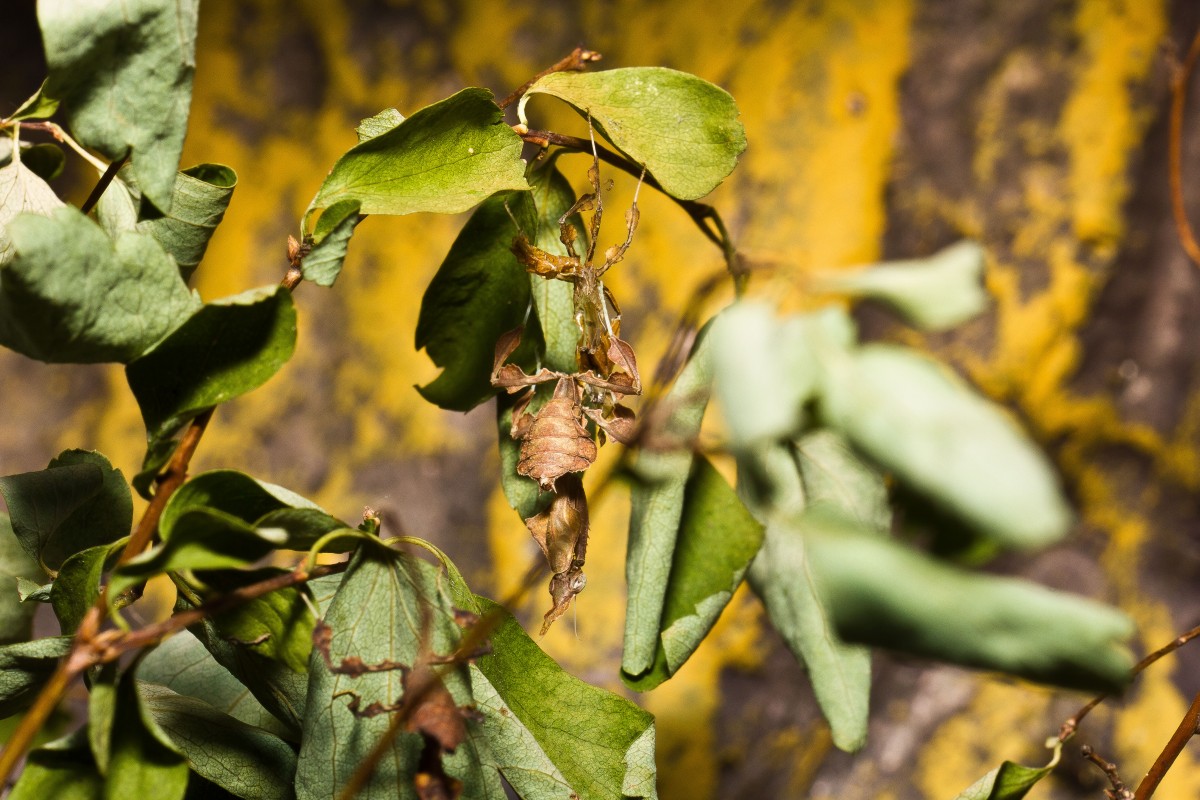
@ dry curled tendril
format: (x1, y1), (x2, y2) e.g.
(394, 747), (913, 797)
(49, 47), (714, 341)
(491, 133), (645, 632)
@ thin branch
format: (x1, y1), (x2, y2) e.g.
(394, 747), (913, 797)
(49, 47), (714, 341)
(1170, 26), (1200, 267)
(497, 47), (602, 110)
(1133, 691), (1200, 800)
(1080, 745), (1134, 799)
(1059, 623), (1200, 741)
(79, 154), (128, 216)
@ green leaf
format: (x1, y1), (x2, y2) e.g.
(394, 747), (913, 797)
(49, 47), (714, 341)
(497, 394), (553, 520)
(16, 577), (52, 603)
(39, 0), (199, 210)
(295, 547), (470, 799)
(0, 159), (65, 265)
(90, 665), (189, 799)
(138, 164), (237, 281)
(0, 513), (45, 643)
(814, 241), (988, 331)
(202, 568), (315, 674)
(300, 199), (362, 287)
(622, 330), (712, 678)
(1, 206), (199, 363)
(108, 508), (284, 599)
(95, 173), (140, 238)
(21, 143), (67, 182)
(475, 599), (657, 799)
(625, 457), (763, 691)
(954, 741), (1061, 800)
(139, 682), (299, 800)
(0, 636), (72, 720)
(802, 510), (1134, 693)
(819, 344), (1073, 548)
(0, 449), (132, 572)
(127, 286), (297, 490)
(9, 730), (103, 800)
(710, 303), (854, 450)
(355, 108), (404, 141)
(416, 189), (535, 410)
(51, 539), (126, 634)
(527, 158), (584, 374)
(522, 68), (747, 200)
(8, 80), (60, 121)
(307, 88), (527, 224)
(794, 430), (890, 530)
(139, 630), (292, 738)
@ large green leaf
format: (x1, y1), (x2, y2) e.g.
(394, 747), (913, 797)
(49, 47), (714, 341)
(819, 344), (1073, 549)
(138, 164), (237, 281)
(51, 539), (126, 634)
(89, 665), (188, 800)
(475, 599), (658, 799)
(0, 513), (45, 643)
(742, 438), (874, 753)
(201, 568), (315, 674)
(624, 458), (763, 691)
(295, 546), (474, 799)
(38, 0), (199, 210)
(0, 450), (132, 572)
(306, 88), (527, 224)
(521, 68), (746, 200)
(300, 199), (362, 287)
(802, 510), (1134, 692)
(622, 329), (713, 679)
(139, 630), (292, 738)
(955, 742), (1061, 800)
(9, 730), (103, 800)
(813, 241), (987, 332)
(0, 159), (64, 265)
(127, 286), (297, 495)
(415, 190), (536, 411)
(139, 682), (298, 800)
(0, 207), (199, 363)
(161, 470), (320, 535)
(0, 636), (72, 720)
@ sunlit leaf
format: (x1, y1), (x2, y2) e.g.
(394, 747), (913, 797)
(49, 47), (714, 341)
(0, 449), (132, 572)
(0, 159), (65, 265)
(795, 430), (890, 530)
(355, 108), (404, 141)
(8, 80), (59, 122)
(0, 636), (72, 720)
(622, 330), (713, 679)
(138, 163), (237, 281)
(39, 0), (199, 210)
(1, 206), (199, 363)
(819, 345), (1073, 548)
(416, 189), (536, 411)
(306, 88), (527, 224)
(802, 509), (1134, 692)
(201, 568), (315, 674)
(522, 68), (746, 200)
(300, 199), (362, 287)
(476, 600), (657, 798)
(955, 741), (1061, 800)
(814, 241), (987, 331)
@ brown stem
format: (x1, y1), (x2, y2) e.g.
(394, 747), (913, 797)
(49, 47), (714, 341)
(498, 47), (601, 110)
(79, 154), (128, 216)
(1170, 26), (1200, 267)
(1080, 745), (1133, 799)
(1060, 623), (1200, 741)
(1133, 692), (1200, 800)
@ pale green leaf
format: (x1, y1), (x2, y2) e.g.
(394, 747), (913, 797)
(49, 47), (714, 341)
(138, 163), (237, 281)
(955, 741), (1061, 799)
(307, 88), (527, 223)
(803, 509), (1134, 692)
(794, 429), (890, 530)
(819, 345), (1073, 548)
(1, 206), (199, 363)
(8, 80), (60, 122)
(0, 449), (132, 572)
(522, 68), (746, 200)
(0, 636), (72, 720)
(356, 108), (404, 141)
(476, 599), (658, 799)
(814, 241), (987, 331)
(139, 682), (298, 799)
(622, 330), (713, 679)
(0, 160), (64, 265)
(300, 199), (362, 287)
(39, 0), (199, 210)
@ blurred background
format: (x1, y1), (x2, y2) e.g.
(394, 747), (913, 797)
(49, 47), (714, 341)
(4, 0), (1200, 796)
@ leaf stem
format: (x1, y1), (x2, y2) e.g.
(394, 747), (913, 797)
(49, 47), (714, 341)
(1170, 25), (1200, 267)
(497, 47), (602, 110)
(15, 121), (108, 172)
